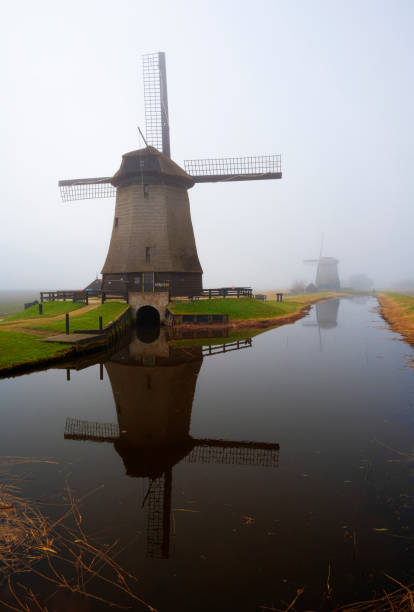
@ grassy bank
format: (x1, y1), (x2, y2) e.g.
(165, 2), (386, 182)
(378, 292), (414, 347)
(169, 293), (345, 324)
(1, 301), (83, 322)
(170, 297), (300, 320)
(0, 290), (40, 317)
(0, 301), (129, 374)
(0, 330), (70, 370)
(31, 302), (127, 333)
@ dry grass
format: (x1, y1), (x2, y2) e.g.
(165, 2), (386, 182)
(336, 576), (414, 611)
(378, 293), (414, 348)
(0, 458), (157, 611)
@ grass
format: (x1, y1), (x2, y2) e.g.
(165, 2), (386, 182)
(169, 297), (302, 320)
(0, 302), (129, 373)
(336, 576), (414, 611)
(1, 301), (84, 323)
(383, 292), (414, 312)
(284, 291), (348, 304)
(0, 460), (156, 610)
(0, 290), (40, 317)
(31, 302), (128, 333)
(0, 330), (70, 369)
(378, 293), (414, 349)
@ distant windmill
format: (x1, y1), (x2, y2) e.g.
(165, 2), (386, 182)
(59, 52), (282, 312)
(303, 237), (340, 289)
(303, 256), (340, 289)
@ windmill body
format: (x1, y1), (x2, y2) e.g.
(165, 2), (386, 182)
(59, 52), (282, 310)
(304, 256), (340, 290)
(102, 147), (202, 297)
(315, 256), (340, 289)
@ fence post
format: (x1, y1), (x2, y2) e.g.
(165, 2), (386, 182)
(65, 313), (69, 335)
(99, 316), (103, 332)
(38, 303), (43, 315)
(85, 292), (89, 305)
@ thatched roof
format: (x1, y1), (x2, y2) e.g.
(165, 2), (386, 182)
(111, 147), (194, 189)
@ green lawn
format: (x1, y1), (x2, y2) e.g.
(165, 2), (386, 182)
(31, 302), (128, 333)
(169, 298), (301, 320)
(1, 301), (84, 323)
(0, 330), (70, 370)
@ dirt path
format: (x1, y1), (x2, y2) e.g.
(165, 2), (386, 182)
(0, 303), (100, 333)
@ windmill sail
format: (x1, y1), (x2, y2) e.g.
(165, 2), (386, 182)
(58, 177), (116, 202)
(184, 155), (282, 182)
(143, 52), (170, 157)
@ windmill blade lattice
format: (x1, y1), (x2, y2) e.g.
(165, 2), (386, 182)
(143, 52), (170, 157)
(184, 155), (281, 183)
(58, 177), (116, 202)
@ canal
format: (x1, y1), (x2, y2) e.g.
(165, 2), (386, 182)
(1, 296), (413, 610)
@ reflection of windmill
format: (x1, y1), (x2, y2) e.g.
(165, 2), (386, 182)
(58, 52), (282, 299)
(64, 333), (279, 559)
(302, 298), (340, 351)
(303, 257), (340, 289)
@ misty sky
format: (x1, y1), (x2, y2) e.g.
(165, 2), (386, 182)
(1, 0), (413, 290)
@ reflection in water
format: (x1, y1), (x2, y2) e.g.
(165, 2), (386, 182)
(316, 298), (340, 329)
(303, 298), (340, 351)
(135, 323), (160, 344)
(64, 329), (279, 559)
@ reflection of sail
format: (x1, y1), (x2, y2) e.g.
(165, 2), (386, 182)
(146, 471), (172, 559)
(64, 329), (279, 559)
(316, 299), (340, 329)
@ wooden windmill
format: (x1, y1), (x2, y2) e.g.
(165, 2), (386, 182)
(59, 52), (282, 303)
(64, 335), (279, 559)
(303, 256), (340, 290)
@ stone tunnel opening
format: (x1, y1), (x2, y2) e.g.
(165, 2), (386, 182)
(136, 306), (161, 343)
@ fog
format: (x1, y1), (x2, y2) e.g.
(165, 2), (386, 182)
(1, 0), (413, 291)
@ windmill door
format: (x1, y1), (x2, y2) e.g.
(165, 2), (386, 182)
(143, 272), (154, 292)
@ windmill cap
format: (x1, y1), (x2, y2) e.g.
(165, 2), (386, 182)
(111, 146), (195, 189)
(319, 257), (339, 264)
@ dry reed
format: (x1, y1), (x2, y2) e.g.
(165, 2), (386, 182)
(0, 459), (157, 611)
(336, 575), (414, 611)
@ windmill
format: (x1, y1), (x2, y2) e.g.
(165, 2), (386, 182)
(303, 256), (340, 289)
(63, 332), (279, 559)
(59, 52), (282, 314)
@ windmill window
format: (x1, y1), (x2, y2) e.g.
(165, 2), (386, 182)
(114, 217), (118, 228)
(146, 247), (151, 263)
(139, 160), (145, 169)
(143, 184), (149, 197)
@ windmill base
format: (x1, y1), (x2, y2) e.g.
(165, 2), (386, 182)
(128, 292), (170, 323)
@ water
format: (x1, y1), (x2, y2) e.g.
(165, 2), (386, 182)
(1, 297), (414, 610)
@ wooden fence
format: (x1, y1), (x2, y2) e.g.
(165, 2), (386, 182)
(200, 287), (252, 299)
(24, 300), (39, 310)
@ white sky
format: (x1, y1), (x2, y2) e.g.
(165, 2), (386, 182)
(1, 0), (413, 290)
